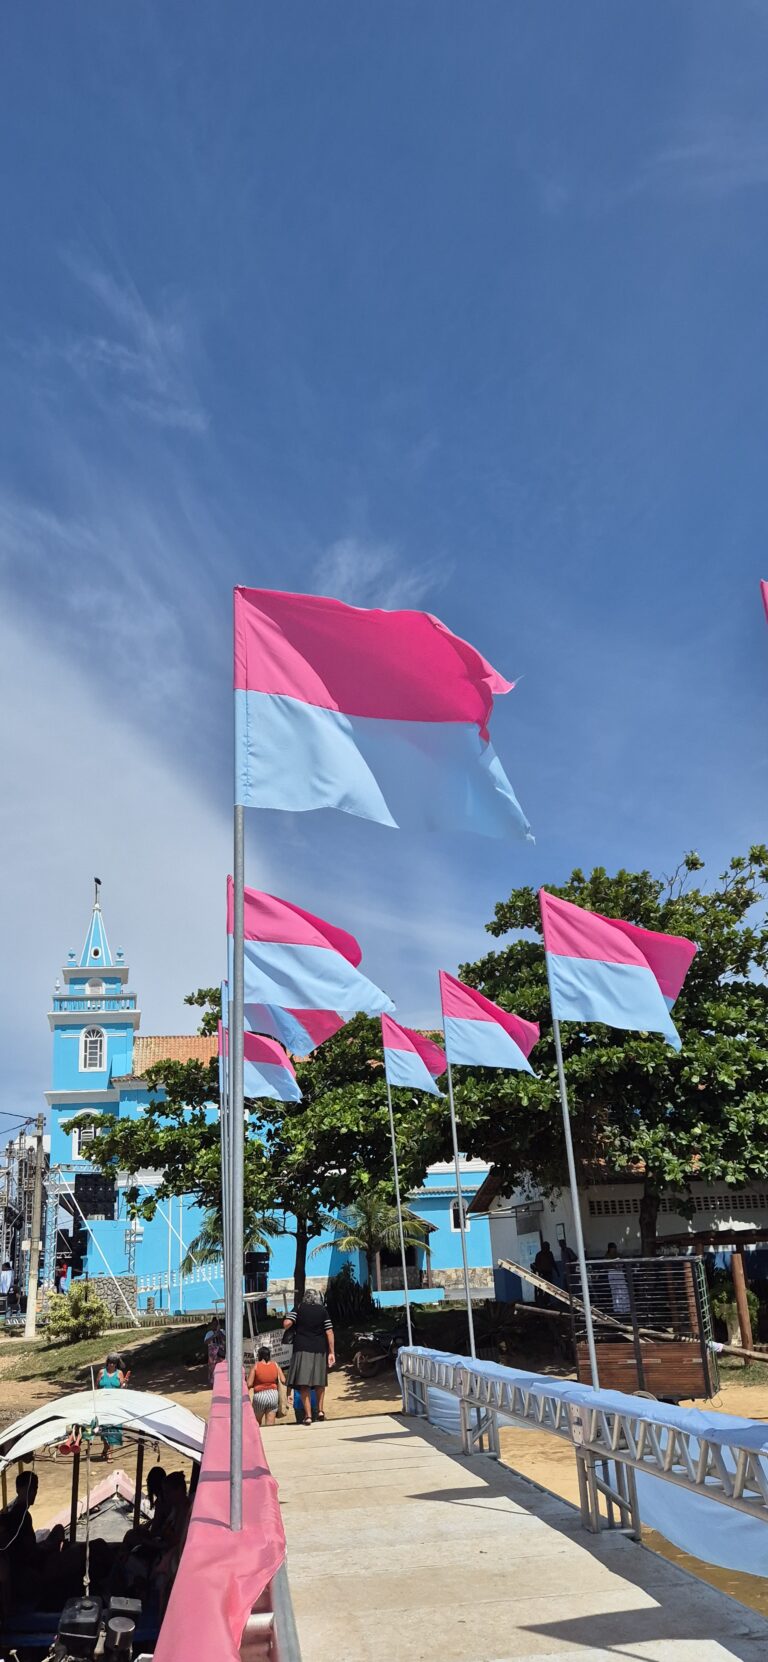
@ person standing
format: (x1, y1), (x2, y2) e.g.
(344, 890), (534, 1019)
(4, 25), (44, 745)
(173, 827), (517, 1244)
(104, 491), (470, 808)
(0, 1262), (13, 1318)
(605, 1242), (630, 1316)
(283, 1288), (335, 1424)
(96, 1352), (129, 1461)
(204, 1316), (226, 1387)
(247, 1344), (286, 1426)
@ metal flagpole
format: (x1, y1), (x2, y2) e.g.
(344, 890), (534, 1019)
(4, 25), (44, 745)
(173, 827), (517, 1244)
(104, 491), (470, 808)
(178, 1195), (184, 1313)
(166, 1196), (173, 1315)
(219, 994), (232, 1357)
(550, 1013), (600, 1389)
(444, 1057), (476, 1359)
(230, 805), (246, 1531)
(384, 1076), (413, 1348)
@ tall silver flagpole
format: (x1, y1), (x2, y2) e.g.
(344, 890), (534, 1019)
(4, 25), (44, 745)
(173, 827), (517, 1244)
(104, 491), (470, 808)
(219, 1005), (232, 1366)
(550, 1010), (600, 1389)
(384, 1074), (413, 1348)
(230, 806), (246, 1530)
(444, 1055), (476, 1359)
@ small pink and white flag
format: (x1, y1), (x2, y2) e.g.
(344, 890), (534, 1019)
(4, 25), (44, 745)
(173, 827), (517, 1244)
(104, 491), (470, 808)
(540, 889), (696, 1050)
(218, 1017), (301, 1103)
(227, 878), (393, 1017)
(382, 1015), (446, 1097)
(439, 972), (539, 1072)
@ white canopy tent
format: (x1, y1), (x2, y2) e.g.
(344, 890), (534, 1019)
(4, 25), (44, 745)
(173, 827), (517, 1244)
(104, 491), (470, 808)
(0, 1388), (206, 1470)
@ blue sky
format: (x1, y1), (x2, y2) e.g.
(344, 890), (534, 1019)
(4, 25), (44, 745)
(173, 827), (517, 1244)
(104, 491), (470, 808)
(2, 2), (768, 1121)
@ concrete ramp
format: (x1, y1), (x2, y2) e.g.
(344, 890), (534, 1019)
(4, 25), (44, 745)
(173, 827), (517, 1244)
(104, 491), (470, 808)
(264, 1412), (768, 1662)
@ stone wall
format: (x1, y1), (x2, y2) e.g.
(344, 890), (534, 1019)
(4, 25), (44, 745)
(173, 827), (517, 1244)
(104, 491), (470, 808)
(85, 1274), (138, 1319)
(435, 1265), (494, 1290)
(267, 1275), (326, 1301)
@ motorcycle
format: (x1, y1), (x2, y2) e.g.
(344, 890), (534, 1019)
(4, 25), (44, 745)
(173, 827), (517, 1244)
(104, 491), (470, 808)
(352, 1322), (417, 1378)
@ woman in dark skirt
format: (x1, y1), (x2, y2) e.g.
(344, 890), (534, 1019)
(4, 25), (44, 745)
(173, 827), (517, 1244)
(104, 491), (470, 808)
(283, 1288), (335, 1424)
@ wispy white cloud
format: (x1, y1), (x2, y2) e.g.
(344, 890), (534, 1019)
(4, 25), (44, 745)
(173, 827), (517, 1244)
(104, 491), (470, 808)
(312, 535), (448, 610)
(643, 120), (768, 196)
(37, 250), (208, 433)
(0, 600), (247, 1118)
(0, 482), (219, 748)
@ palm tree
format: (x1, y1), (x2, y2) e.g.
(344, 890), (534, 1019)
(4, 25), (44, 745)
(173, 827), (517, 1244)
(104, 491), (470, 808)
(181, 1208), (279, 1277)
(310, 1193), (432, 1288)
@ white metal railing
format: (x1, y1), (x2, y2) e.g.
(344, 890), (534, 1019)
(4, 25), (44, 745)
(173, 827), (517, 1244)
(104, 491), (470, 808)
(53, 996), (137, 1012)
(399, 1347), (768, 1537)
(137, 1261), (223, 1295)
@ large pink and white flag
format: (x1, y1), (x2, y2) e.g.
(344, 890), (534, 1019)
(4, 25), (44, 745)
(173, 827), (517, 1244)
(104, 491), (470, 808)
(226, 878), (393, 1016)
(439, 971), (539, 1071)
(234, 588), (531, 838)
(540, 889), (696, 1050)
(761, 580), (768, 625)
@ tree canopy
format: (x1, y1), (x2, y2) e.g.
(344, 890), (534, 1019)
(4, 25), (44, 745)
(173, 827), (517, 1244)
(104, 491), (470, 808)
(70, 845), (768, 1271)
(70, 1006), (448, 1294)
(454, 847), (768, 1248)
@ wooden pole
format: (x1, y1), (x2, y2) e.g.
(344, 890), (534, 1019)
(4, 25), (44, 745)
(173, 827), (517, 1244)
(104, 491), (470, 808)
(133, 1436), (145, 1532)
(731, 1249), (754, 1351)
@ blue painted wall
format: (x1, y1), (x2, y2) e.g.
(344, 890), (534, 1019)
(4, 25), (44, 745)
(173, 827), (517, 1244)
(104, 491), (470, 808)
(48, 908), (492, 1313)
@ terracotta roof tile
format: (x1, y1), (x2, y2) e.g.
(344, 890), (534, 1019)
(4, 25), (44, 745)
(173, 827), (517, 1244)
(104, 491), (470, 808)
(132, 1035), (217, 1074)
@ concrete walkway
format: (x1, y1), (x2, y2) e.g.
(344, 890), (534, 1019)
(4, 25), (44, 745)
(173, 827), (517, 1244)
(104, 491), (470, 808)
(264, 1412), (768, 1662)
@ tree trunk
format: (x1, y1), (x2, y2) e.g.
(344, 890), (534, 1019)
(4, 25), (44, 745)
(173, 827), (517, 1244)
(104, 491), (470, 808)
(639, 1186), (659, 1257)
(293, 1218), (308, 1303)
(366, 1249), (376, 1287)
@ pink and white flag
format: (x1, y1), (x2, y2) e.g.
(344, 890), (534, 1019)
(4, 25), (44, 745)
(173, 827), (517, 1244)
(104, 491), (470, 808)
(382, 1014), (446, 1096)
(439, 972), (539, 1072)
(227, 878), (393, 1017)
(234, 588), (531, 838)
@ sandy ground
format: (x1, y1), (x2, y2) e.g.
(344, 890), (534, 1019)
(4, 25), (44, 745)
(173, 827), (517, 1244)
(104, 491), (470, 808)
(6, 1336), (768, 1618)
(0, 1338), (401, 1528)
(497, 1376), (768, 1622)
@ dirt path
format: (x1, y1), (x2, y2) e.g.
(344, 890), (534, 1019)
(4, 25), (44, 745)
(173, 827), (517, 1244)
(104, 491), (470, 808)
(7, 1351), (400, 1526)
(15, 1329), (768, 1618)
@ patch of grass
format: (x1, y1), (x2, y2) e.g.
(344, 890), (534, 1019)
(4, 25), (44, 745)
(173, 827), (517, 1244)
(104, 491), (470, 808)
(0, 1329), (141, 1385)
(718, 1358), (768, 1388)
(0, 1323), (209, 1391)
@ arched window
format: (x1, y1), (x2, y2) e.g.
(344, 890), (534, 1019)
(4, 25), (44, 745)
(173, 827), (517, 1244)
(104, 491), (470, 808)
(81, 1027), (105, 1071)
(86, 979), (104, 997)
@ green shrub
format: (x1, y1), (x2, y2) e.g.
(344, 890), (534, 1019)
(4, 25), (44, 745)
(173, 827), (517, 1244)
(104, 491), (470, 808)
(46, 1284), (110, 1344)
(324, 1263), (375, 1326)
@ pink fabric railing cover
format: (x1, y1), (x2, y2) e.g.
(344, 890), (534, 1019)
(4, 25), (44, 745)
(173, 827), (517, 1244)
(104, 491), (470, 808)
(154, 1364), (285, 1662)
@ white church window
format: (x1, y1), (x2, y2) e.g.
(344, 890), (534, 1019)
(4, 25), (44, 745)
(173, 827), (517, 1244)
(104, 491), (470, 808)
(72, 1124), (97, 1160)
(81, 1027), (105, 1071)
(450, 1200), (470, 1234)
(86, 980), (104, 997)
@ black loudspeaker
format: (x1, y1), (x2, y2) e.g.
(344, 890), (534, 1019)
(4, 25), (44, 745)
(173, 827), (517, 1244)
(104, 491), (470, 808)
(74, 1173), (116, 1220)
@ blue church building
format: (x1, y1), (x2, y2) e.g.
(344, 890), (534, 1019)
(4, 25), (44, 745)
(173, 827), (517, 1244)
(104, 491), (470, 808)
(45, 893), (493, 1314)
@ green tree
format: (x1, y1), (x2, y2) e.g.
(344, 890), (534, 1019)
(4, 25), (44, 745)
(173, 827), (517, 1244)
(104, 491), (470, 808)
(180, 1207), (279, 1277)
(310, 1192), (432, 1287)
(70, 1006), (448, 1298)
(455, 848), (768, 1252)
